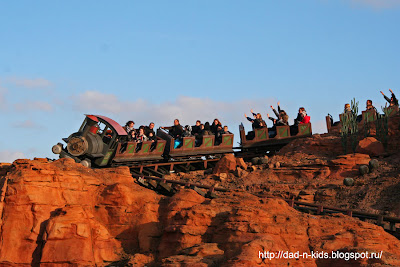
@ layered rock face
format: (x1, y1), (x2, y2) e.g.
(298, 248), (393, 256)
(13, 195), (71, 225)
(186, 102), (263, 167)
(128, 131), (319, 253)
(0, 158), (160, 266)
(1, 158), (400, 266)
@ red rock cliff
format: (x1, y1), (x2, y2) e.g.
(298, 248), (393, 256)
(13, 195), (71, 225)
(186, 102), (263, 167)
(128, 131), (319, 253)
(1, 158), (400, 266)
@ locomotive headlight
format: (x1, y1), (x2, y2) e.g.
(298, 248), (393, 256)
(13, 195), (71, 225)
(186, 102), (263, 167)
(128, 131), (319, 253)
(52, 144), (62, 154)
(67, 136), (89, 156)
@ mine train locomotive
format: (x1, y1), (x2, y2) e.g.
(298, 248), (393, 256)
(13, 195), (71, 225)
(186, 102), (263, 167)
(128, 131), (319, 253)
(52, 115), (124, 167)
(52, 114), (313, 168)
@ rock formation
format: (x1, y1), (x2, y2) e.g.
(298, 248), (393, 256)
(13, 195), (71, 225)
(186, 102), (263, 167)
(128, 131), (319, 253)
(1, 158), (400, 266)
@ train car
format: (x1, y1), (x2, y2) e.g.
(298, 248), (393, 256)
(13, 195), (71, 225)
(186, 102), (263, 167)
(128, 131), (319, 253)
(156, 128), (234, 159)
(239, 122), (312, 152)
(52, 114), (234, 168)
(325, 106), (399, 133)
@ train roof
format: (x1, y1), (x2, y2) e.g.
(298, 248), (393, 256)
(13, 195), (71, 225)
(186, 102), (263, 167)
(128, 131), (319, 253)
(87, 114), (127, 136)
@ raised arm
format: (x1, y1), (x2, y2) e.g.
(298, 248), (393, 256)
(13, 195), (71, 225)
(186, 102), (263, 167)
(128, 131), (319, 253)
(381, 91), (391, 104)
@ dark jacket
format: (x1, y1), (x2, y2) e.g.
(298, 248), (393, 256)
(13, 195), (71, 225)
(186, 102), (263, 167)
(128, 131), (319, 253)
(192, 125), (201, 135)
(165, 125), (183, 139)
(383, 93), (399, 106)
(247, 117), (265, 129)
(294, 113), (303, 126)
(144, 126), (155, 137)
(210, 122), (222, 134)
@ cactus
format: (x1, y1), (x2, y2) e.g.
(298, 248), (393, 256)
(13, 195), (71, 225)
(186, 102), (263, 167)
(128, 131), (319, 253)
(376, 106), (389, 148)
(340, 115), (349, 154)
(340, 98), (359, 154)
(364, 113), (371, 137)
(349, 98), (359, 152)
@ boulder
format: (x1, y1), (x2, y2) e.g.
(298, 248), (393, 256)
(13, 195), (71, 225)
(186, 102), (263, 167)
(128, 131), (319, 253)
(369, 159), (379, 171)
(213, 154), (237, 175)
(251, 157), (260, 165)
(343, 178), (354, 186)
(359, 165), (370, 175)
(356, 137), (385, 157)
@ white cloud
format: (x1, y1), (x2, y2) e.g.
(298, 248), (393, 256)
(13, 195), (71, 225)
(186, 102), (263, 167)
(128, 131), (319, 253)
(73, 91), (277, 128)
(9, 77), (53, 89)
(12, 119), (43, 129)
(14, 101), (53, 112)
(74, 90), (124, 114)
(0, 150), (25, 163)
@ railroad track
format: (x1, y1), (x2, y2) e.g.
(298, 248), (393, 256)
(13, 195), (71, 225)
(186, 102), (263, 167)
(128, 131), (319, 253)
(133, 173), (400, 239)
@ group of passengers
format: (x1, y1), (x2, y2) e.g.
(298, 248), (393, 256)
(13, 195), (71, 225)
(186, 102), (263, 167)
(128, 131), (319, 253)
(244, 103), (311, 139)
(328, 89), (399, 126)
(332, 89), (398, 126)
(162, 119), (232, 148)
(122, 121), (157, 151)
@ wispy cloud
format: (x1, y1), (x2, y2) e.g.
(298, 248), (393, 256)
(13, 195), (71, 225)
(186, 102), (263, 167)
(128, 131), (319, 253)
(12, 119), (43, 129)
(73, 90), (277, 125)
(73, 90), (125, 114)
(0, 150), (25, 163)
(14, 101), (53, 112)
(8, 77), (53, 89)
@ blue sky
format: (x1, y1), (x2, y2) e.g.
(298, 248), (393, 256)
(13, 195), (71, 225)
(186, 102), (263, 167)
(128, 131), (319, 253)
(0, 0), (399, 162)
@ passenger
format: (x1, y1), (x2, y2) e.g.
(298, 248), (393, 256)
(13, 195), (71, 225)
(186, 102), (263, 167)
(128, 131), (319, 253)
(124, 121), (135, 134)
(245, 111), (266, 130)
(268, 109), (288, 125)
(192, 120), (202, 135)
(162, 119), (184, 139)
(269, 102), (287, 119)
(136, 128), (148, 143)
(182, 125), (193, 137)
(291, 108), (310, 135)
(195, 124), (204, 147)
(161, 119), (184, 148)
(203, 122), (212, 135)
(144, 122), (155, 137)
(222, 125), (232, 134)
(215, 125), (224, 145)
(276, 114), (289, 126)
(135, 128), (148, 152)
(148, 132), (156, 142)
(343, 103), (352, 114)
(148, 131), (157, 150)
(365, 100), (378, 113)
(127, 129), (137, 142)
(381, 89), (398, 106)
(266, 113), (289, 138)
(210, 119), (222, 134)
(294, 107), (311, 126)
